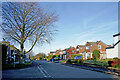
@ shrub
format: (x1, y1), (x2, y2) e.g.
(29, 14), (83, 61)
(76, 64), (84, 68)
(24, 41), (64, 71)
(92, 50), (100, 60)
(71, 59), (77, 63)
(77, 59), (84, 64)
(66, 59), (71, 63)
(113, 57), (119, 60)
(87, 57), (91, 60)
(56, 55), (60, 57)
(48, 55), (56, 61)
(111, 60), (120, 69)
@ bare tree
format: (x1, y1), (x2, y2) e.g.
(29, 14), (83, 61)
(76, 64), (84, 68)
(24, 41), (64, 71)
(2, 2), (58, 63)
(28, 50), (34, 59)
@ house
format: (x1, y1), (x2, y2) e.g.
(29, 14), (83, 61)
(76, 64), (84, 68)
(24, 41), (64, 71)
(106, 33), (120, 58)
(49, 51), (56, 55)
(55, 49), (61, 55)
(66, 47), (77, 59)
(85, 41), (110, 59)
(76, 45), (86, 59)
(2, 41), (20, 64)
(61, 48), (68, 60)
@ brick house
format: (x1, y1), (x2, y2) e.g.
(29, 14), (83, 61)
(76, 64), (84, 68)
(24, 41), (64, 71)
(55, 49), (61, 55)
(61, 48), (69, 60)
(85, 41), (110, 59)
(76, 45), (86, 59)
(66, 47), (77, 59)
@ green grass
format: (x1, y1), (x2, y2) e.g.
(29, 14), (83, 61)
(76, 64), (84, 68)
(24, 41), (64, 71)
(3, 63), (32, 70)
(59, 60), (66, 63)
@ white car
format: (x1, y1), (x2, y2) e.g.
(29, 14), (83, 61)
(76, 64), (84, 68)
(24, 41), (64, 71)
(24, 58), (31, 63)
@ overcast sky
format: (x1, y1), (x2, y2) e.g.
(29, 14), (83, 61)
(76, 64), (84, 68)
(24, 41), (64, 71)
(1, 2), (118, 55)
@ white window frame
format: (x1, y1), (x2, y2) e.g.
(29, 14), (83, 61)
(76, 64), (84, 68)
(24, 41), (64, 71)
(86, 46), (89, 49)
(98, 45), (101, 49)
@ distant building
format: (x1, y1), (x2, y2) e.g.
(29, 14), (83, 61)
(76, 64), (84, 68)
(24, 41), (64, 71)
(66, 47), (77, 59)
(76, 41), (110, 59)
(106, 33), (120, 58)
(76, 45), (86, 59)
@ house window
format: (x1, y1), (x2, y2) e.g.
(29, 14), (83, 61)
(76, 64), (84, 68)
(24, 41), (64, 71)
(83, 53), (85, 58)
(72, 50), (74, 53)
(64, 51), (66, 54)
(98, 45), (101, 49)
(87, 53), (91, 57)
(86, 46), (89, 49)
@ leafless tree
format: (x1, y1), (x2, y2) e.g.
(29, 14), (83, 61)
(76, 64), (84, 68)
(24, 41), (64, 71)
(28, 50), (34, 56)
(2, 2), (58, 63)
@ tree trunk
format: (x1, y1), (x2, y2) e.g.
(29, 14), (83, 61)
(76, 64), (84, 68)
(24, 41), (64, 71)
(19, 43), (24, 64)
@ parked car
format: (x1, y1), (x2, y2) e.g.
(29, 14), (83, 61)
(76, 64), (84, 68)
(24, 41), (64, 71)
(24, 58), (31, 63)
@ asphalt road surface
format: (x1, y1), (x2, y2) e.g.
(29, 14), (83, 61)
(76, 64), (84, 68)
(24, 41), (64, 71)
(2, 60), (120, 79)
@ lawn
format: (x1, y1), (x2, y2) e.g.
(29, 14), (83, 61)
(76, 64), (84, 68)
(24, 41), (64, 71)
(2, 63), (32, 70)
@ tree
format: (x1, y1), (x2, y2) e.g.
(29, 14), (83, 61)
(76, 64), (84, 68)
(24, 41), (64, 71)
(92, 50), (100, 60)
(35, 53), (46, 60)
(28, 50), (34, 59)
(2, 2), (58, 63)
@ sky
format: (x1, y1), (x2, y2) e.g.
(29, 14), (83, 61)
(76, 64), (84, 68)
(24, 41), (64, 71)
(1, 2), (118, 55)
(31, 2), (118, 55)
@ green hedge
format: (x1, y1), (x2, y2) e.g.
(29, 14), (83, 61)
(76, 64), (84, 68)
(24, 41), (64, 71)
(66, 59), (84, 64)
(71, 54), (83, 59)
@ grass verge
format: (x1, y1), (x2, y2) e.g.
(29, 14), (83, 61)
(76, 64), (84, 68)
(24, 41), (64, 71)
(2, 63), (32, 70)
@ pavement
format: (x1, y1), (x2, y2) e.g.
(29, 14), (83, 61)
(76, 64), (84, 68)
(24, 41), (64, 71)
(2, 60), (120, 80)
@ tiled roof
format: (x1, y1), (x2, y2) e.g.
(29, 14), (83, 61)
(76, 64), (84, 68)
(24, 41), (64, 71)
(87, 42), (97, 46)
(62, 48), (69, 51)
(50, 51), (56, 53)
(77, 45), (85, 48)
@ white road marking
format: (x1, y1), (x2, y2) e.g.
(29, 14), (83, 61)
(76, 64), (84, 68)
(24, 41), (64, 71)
(37, 65), (53, 78)
(37, 66), (47, 77)
(39, 65), (53, 78)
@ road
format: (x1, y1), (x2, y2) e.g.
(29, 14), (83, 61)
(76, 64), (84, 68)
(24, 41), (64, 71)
(2, 60), (120, 79)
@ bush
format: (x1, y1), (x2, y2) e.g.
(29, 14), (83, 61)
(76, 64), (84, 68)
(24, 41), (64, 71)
(92, 50), (100, 60)
(111, 60), (120, 69)
(71, 59), (77, 63)
(66, 59), (71, 63)
(77, 59), (84, 64)
(87, 57), (91, 60)
(113, 57), (119, 60)
(48, 55), (56, 61)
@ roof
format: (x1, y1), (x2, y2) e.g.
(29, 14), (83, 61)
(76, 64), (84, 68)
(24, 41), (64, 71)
(77, 45), (85, 48)
(50, 51), (56, 53)
(87, 42), (97, 46)
(96, 41), (101, 44)
(62, 48), (69, 51)
(113, 33), (120, 37)
(106, 46), (114, 49)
